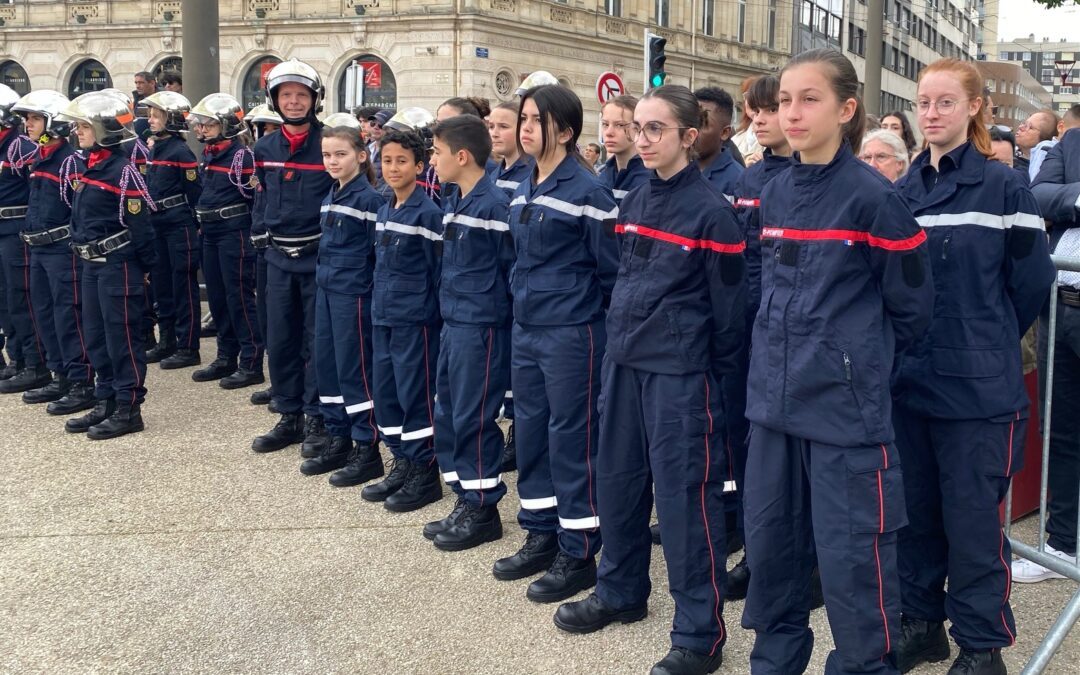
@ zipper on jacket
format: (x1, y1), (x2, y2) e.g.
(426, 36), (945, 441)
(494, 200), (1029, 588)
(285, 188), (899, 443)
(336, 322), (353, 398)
(842, 351), (853, 382)
(941, 233), (951, 260)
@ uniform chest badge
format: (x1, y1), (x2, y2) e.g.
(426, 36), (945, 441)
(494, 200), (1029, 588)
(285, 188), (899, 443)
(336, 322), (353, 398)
(248, 175), (259, 188)
(71, 179), (82, 191)
(186, 169), (197, 182)
(139, 165), (147, 175)
(127, 199), (142, 215)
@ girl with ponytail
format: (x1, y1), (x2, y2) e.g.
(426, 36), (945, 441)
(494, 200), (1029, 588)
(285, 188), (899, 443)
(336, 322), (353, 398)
(890, 58), (1055, 673)
(742, 48), (935, 674)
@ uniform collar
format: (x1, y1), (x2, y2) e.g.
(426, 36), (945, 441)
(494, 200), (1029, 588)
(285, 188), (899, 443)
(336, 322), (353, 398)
(395, 184), (426, 211)
(332, 172), (371, 202)
(911, 140), (984, 186)
(791, 141), (853, 185)
(87, 148), (112, 169)
(604, 153), (643, 176)
(281, 123), (317, 155)
(702, 148), (735, 176)
(36, 139), (63, 162)
(531, 153), (579, 197)
(648, 161), (699, 193)
(501, 154), (531, 175)
(204, 139), (232, 157)
(457, 173), (497, 209)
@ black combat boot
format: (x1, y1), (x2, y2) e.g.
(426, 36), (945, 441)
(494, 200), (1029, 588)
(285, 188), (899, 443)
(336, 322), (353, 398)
(526, 551), (597, 603)
(160, 348), (201, 370)
(87, 403), (145, 440)
(650, 647), (724, 675)
(896, 616), (951, 673)
(360, 457), (409, 501)
(433, 504), (503, 551)
(250, 387), (272, 406)
(500, 422), (517, 472)
(23, 375), (69, 404)
(554, 592), (648, 634)
(299, 435), (352, 475)
(65, 397), (115, 433)
(384, 460), (442, 512)
(328, 441), (384, 487)
(493, 531), (558, 580)
(424, 496), (468, 540)
(220, 368), (264, 390)
(947, 648), (1005, 675)
(252, 413), (305, 453)
(145, 325), (176, 363)
(299, 415), (330, 458)
(192, 356), (236, 382)
(0, 365), (51, 394)
(48, 381), (97, 415)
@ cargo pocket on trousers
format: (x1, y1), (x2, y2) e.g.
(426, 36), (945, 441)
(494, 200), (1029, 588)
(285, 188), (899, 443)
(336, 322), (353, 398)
(983, 413), (1027, 478)
(845, 444), (907, 534)
(105, 284), (141, 330)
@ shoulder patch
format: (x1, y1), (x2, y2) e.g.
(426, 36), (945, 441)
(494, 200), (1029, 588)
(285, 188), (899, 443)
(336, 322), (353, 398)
(186, 169), (197, 182)
(127, 199), (142, 215)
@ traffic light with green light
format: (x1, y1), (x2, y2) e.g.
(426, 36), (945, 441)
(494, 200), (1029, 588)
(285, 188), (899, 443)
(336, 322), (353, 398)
(646, 33), (667, 90)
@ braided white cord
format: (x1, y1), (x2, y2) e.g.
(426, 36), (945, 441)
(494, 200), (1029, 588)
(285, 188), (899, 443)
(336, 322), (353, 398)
(117, 162), (158, 227)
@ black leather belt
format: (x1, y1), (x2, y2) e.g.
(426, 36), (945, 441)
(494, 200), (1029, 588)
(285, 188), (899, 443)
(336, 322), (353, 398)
(196, 203), (249, 224)
(250, 232), (269, 250)
(20, 224), (72, 246)
(268, 232), (320, 259)
(0, 205), (28, 219)
(71, 230), (131, 261)
(157, 194), (188, 210)
(1059, 286), (1080, 308)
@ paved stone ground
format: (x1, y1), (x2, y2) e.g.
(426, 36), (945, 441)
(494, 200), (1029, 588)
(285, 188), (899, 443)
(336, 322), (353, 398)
(1, 338), (1078, 673)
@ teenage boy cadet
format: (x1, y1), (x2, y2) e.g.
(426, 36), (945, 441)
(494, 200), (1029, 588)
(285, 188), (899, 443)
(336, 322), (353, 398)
(359, 128), (445, 509)
(422, 115), (515, 551)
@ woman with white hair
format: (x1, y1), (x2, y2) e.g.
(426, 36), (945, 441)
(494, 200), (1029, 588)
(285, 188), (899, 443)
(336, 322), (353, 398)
(859, 128), (911, 182)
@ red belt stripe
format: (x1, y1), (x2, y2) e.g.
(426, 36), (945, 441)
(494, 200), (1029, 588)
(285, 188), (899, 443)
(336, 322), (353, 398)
(616, 223), (746, 254)
(760, 226), (926, 252)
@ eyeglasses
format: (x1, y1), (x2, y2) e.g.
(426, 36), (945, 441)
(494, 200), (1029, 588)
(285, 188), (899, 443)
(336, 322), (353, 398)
(627, 122), (689, 143)
(859, 152), (899, 164)
(916, 98), (966, 115)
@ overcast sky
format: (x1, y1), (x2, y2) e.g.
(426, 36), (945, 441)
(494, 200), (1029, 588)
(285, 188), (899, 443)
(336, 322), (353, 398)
(998, 0), (1080, 42)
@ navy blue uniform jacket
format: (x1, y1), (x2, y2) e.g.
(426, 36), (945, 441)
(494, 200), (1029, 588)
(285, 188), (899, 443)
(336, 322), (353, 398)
(509, 155), (619, 327)
(70, 150), (156, 267)
(26, 141), (80, 254)
(700, 149), (744, 203)
(253, 124), (333, 240)
(894, 141), (1054, 419)
(487, 155), (534, 200)
(0, 130), (37, 236)
(440, 174), (513, 327)
(146, 134), (201, 226)
(746, 143), (933, 447)
(733, 149), (794, 320)
(598, 154), (649, 206)
(373, 186), (443, 327)
(316, 173), (382, 296)
(608, 163), (746, 376)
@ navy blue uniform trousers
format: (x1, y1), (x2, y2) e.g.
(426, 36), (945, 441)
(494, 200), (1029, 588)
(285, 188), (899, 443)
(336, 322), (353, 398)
(314, 288), (377, 442)
(720, 331), (751, 540)
(266, 252), (317, 416)
(81, 259), (147, 406)
(514, 320), (604, 560)
(256, 250), (268, 353)
(596, 362), (728, 656)
(1038, 304), (1080, 556)
(204, 228), (261, 371)
(29, 251), (92, 382)
(742, 425), (906, 675)
(0, 233), (40, 368)
(434, 324), (509, 507)
(152, 220), (201, 351)
(373, 323), (438, 463)
(894, 405), (1022, 650)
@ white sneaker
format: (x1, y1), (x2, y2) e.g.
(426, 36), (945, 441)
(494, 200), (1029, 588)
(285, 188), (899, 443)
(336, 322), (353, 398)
(1012, 545), (1077, 583)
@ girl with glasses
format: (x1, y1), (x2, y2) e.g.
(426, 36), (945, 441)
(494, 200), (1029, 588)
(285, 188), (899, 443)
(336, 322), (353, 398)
(891, 58), (1055, 675)
(553, 83), (745, 675)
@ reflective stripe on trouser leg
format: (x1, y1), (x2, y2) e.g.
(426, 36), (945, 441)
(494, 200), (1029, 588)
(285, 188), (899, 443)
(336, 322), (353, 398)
(372, 327), (406, 458)
(530, 321), (605, 559)
(445, 324), (509, 506)
(433, 326), (458, 489)
(512, 321), (557, 532)
(314, 287), (377, 443)
(377, 323), (439, 464)
(896, 407), (1021, 649)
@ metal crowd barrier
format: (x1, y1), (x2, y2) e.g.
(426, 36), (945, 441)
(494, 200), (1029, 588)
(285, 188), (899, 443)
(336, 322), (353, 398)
(1004, 253), (1080, 675)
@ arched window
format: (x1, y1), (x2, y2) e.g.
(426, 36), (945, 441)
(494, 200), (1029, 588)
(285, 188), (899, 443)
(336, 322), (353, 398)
(152, 56), (182, 86)
(0, 61), (29, 96)
(68, 59), (112, 98)
(240, 55), (281, 112)
(336, 55), (396, 113)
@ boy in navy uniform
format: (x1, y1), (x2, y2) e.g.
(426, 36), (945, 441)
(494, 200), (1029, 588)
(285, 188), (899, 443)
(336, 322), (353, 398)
(423, 115), (515, 550)
(359, 129), (444, 506)
(251, 60), (334, 454)
(141, 91), (202, 366)
(0, 83), (50, 394)
(13, 90), (96, 414)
